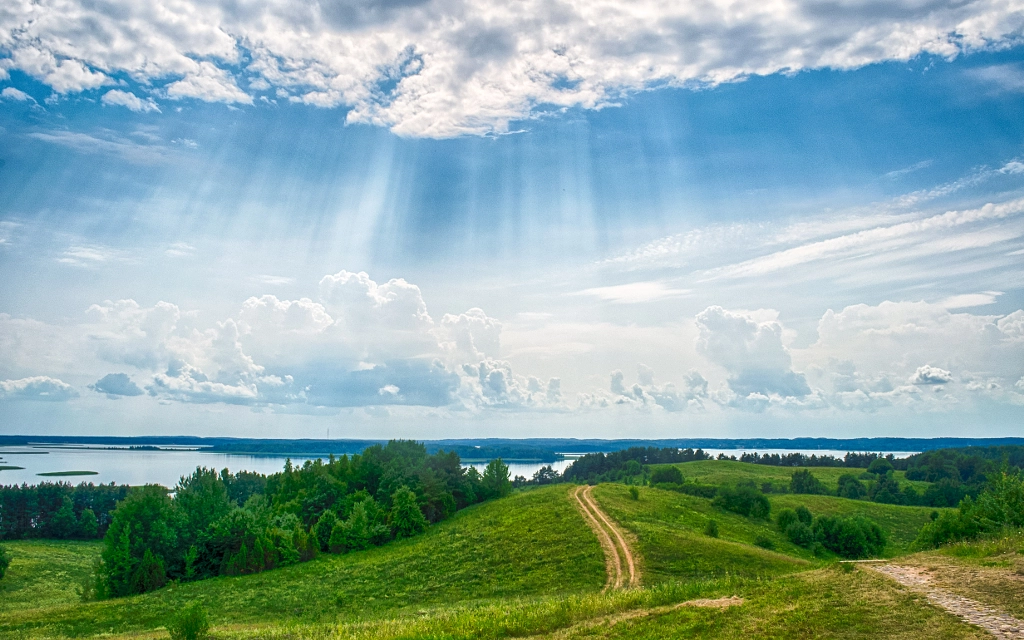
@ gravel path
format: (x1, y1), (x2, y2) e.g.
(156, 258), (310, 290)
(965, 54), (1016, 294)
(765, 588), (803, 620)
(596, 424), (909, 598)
(870, 564), (1024, 639)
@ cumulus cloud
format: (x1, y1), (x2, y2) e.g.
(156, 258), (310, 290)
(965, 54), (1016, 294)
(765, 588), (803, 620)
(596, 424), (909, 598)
(696, 306), (811, 399)
(0, 376), (78, 401)
(910, 365), (954, 385)
(1, 0), (1022, 136)
(89, 372), (144, 398)
(101, 89), (160, 113)
(438, 308), (502, 361)
(604, 365), (707, 413)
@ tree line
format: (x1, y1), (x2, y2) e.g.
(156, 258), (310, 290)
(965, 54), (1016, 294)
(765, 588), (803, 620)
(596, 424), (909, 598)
(61, 440), (512, 598)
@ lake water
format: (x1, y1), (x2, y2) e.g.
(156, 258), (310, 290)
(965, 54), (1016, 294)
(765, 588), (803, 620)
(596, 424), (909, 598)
(0, 445), (915, 488)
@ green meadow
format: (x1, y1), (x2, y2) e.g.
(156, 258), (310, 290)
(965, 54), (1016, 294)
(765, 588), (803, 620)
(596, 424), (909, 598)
(0, 460), (1017, 639)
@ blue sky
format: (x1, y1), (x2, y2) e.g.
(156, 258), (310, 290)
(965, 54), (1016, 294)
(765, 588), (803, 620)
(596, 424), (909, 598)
(1, 0), (1023, 439)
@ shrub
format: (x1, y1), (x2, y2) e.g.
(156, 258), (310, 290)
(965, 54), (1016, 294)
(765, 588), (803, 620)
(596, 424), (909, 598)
(713, 484), (771, 519)
(650, 466), (684, 485)
(813, 515), (886, 559)
(628, 486), (640, 501)
(776, 508), (798, 531)
(914, 471), (1024, 548)
(754, 534), (776, 550)
(785, 522), (815, 547)
(790, 470), (828, 495)
(0, 544), (10, 580)
(795, 505), (812, 526)
(837, 474), (867, 499)
(704, 520), (719, 538)
(167, 602), (210, 640)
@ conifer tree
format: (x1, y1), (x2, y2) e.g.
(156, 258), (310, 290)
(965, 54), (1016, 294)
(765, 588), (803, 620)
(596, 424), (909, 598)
(388, 486), (427, 539)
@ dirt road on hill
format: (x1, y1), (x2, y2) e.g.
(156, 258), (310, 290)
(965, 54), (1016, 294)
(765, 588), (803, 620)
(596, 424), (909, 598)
(572, 485), (641, 590)
(869, 564), (1024, 639)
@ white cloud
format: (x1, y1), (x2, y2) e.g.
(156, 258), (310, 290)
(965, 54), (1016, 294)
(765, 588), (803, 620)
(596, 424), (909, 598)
(438, 308), (502, 361)
(165, 61), (252, 105)
(28, 131), (168, 163)
(706, 198), (1024, 280)
(695, 306), (811, 399)
(101, 89), (160, 113)
(0, 376), (78, 401)
(910, 365), (954, 385)
(940, 291), (1002, 309)
(164, 242), (195, 257)
(1, 0), (1022, 136)
(576, 281), (691, 304)
(1, 87), (32, 102)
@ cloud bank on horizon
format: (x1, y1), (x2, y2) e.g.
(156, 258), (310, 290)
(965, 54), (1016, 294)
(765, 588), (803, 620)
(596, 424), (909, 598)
(2, 0), (1023, 136)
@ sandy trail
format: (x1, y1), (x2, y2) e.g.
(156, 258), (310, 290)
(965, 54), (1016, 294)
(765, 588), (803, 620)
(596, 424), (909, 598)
(572, 485), (641, 590)
(869, 564), (1024, 639)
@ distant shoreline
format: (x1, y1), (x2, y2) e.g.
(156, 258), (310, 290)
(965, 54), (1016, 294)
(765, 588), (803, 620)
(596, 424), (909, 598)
(2, 435), (1023, 459)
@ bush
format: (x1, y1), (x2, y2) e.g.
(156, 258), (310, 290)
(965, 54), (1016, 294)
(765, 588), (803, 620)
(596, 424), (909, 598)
(785, 522), (815, 547)
(712, 484), (771, 519)
(628, 486), (640, 501)
(795, 505), (812, 526)
(915, 471), (1024, 549)
(837, 474), (867, 499)
(704, 520), (719, 538)
(776, 508), (798, 531)
(790, 470), (828, 495)
(167, 602), (210, 640)
(0, 544), (10, 580)
(754, 534), (776, 550)
(813, 515), (886, 559)
(650, 466), (684, 485)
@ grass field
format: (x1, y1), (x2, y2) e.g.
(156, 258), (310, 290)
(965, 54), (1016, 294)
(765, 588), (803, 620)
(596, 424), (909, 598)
(0, 485), (605, 638)
(0, 460), (1015, 639)
(671, 459), (921, 492)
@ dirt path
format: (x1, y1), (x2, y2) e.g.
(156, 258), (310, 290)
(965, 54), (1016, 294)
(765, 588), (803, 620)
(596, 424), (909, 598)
(572, 485), (641, 590)
(869, 564), (1024, 639)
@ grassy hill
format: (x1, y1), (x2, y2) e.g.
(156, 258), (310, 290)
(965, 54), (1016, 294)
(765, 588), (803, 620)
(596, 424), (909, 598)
(0, 485), (604, 637)
(0, 460), (1015, 639)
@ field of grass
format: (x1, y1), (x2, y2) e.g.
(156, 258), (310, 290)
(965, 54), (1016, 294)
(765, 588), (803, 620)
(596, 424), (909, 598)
(593, 484), (815, 581)
(0, 540), (101, 614)
(672, 460), (918, 492)
(0, 485), (605, 638)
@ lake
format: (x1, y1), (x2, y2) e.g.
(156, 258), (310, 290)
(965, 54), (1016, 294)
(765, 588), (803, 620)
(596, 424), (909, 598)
(0, 445), (915, 488)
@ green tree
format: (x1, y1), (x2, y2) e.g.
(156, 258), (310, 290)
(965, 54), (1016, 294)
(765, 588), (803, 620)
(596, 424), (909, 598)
(48, 495), (78, 539)
(99, 485), (181, 597)
(481, 459), (512, 499)
(704, 520), (719, 538)
(313, 510), (338, 552)
(837, 474), (867, 499)
(867, 457), (895, 475)
(131, 548), (167, 593)
(795, 505), (812, 525)
(790, 470), (827, 495)
(175, 467), (231, 541)
(77, 508), (99, 539)
(389, 485), (428, 539)
(0, 544), (10, 581)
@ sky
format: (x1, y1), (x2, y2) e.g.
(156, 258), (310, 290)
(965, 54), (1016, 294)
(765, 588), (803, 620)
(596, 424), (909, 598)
(1, 0), (1023, 440)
